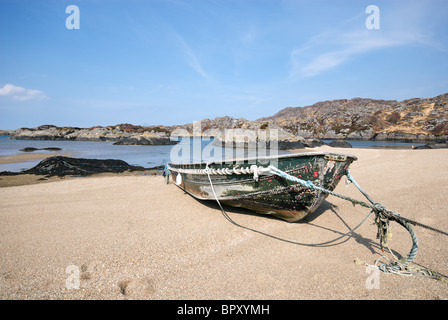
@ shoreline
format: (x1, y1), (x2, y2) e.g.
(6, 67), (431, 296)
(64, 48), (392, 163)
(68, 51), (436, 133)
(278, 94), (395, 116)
(0, 145), (443, 187)
(0, 152), (76, 165)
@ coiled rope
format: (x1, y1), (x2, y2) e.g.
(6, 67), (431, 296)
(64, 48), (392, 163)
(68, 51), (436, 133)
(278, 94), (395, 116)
(267, 166), (448, 279)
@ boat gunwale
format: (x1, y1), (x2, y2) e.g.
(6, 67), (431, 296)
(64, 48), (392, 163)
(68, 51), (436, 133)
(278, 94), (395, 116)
(168, 165), (327, 186)
(168, 151), (357, 167)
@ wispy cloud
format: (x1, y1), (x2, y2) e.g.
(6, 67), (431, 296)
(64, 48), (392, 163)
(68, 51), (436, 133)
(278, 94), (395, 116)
(290, 2), (445, 78)
(0, 84), (48, 101)
(171, 31), (211, 81)
(126, 12), (211, 82)
(291, 31), (401, 77)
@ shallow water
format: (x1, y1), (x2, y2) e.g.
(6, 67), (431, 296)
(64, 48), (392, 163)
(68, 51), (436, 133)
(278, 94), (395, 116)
(0, 135), (174, 172)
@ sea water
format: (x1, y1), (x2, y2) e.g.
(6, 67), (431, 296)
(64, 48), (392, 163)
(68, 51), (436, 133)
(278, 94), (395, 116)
(0, 135), (175, 172)
(0, 135), (423, 172)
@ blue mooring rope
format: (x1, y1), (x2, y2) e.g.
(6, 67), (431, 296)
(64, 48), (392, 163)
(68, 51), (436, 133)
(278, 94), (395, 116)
(163, 164), (170, 184)
(267, 165), (419, 274)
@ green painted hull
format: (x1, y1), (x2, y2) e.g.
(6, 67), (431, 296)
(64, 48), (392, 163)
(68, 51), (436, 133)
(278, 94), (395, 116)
(168, 152), (357, 222)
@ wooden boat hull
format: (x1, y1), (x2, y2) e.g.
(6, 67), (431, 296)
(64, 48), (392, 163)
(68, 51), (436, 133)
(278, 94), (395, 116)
(167, 152), (357, 222)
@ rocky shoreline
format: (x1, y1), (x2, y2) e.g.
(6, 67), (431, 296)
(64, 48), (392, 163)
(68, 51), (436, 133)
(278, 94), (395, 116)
(3, 123), (447, 148)
(2, 93), (447, 145)
(211, 135), (327, 150)
(4, 124), (178, 145)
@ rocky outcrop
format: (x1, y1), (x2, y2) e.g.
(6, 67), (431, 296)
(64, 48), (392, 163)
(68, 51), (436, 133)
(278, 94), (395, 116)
(259, 93), (448, 142)
(328, 140), (353, 148)
(113, 135), (174, 145)
(24, 156), (145, 176)
(9, 124), (179, 145)
(174, 93), (448, 143)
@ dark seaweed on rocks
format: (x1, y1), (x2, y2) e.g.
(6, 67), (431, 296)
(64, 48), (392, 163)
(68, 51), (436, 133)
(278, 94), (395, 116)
(412, 141), (448, 149)
(24, 156), (145, 176)
(328, 140), (353, 148)
(20, 147), (62, 152)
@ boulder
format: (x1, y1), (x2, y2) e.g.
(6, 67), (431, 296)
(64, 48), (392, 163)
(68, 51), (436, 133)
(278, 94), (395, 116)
(24, 156), (144, 176)
(429, 142), (448, 149)
(304, 138), (326, 147)
(278, 139), (306, 150)
(20, 147), (40, 152)
(413, 141), (448, 149)
(328, 140), (353, 148)
(20, 147), (62, 152)
(112, 135), (178, 145)
(412, 144), (431, 149)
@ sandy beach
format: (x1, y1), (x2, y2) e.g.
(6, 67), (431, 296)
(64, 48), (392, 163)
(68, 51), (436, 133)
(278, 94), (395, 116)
(0, 146), (447, 300)
(0, 152), (75, 165)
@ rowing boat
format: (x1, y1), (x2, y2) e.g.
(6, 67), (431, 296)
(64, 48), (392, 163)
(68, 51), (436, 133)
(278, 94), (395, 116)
(166, 152), (357, 222)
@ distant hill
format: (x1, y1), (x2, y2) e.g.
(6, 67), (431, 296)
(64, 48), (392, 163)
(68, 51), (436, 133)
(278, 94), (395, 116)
(257, 93), (448, 141)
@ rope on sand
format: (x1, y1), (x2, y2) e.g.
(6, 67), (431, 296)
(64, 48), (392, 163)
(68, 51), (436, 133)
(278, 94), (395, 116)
(267, 166), (447, 280)
(166, 162), (448, 280)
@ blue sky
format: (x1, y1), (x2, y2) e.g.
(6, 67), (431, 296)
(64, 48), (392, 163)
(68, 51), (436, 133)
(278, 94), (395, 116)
(1, 0), (447, 130)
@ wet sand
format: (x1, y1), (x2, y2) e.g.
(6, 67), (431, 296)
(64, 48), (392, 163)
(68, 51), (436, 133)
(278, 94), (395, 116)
(0, 152), (75, 164)
(0, 147), (447, 300)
